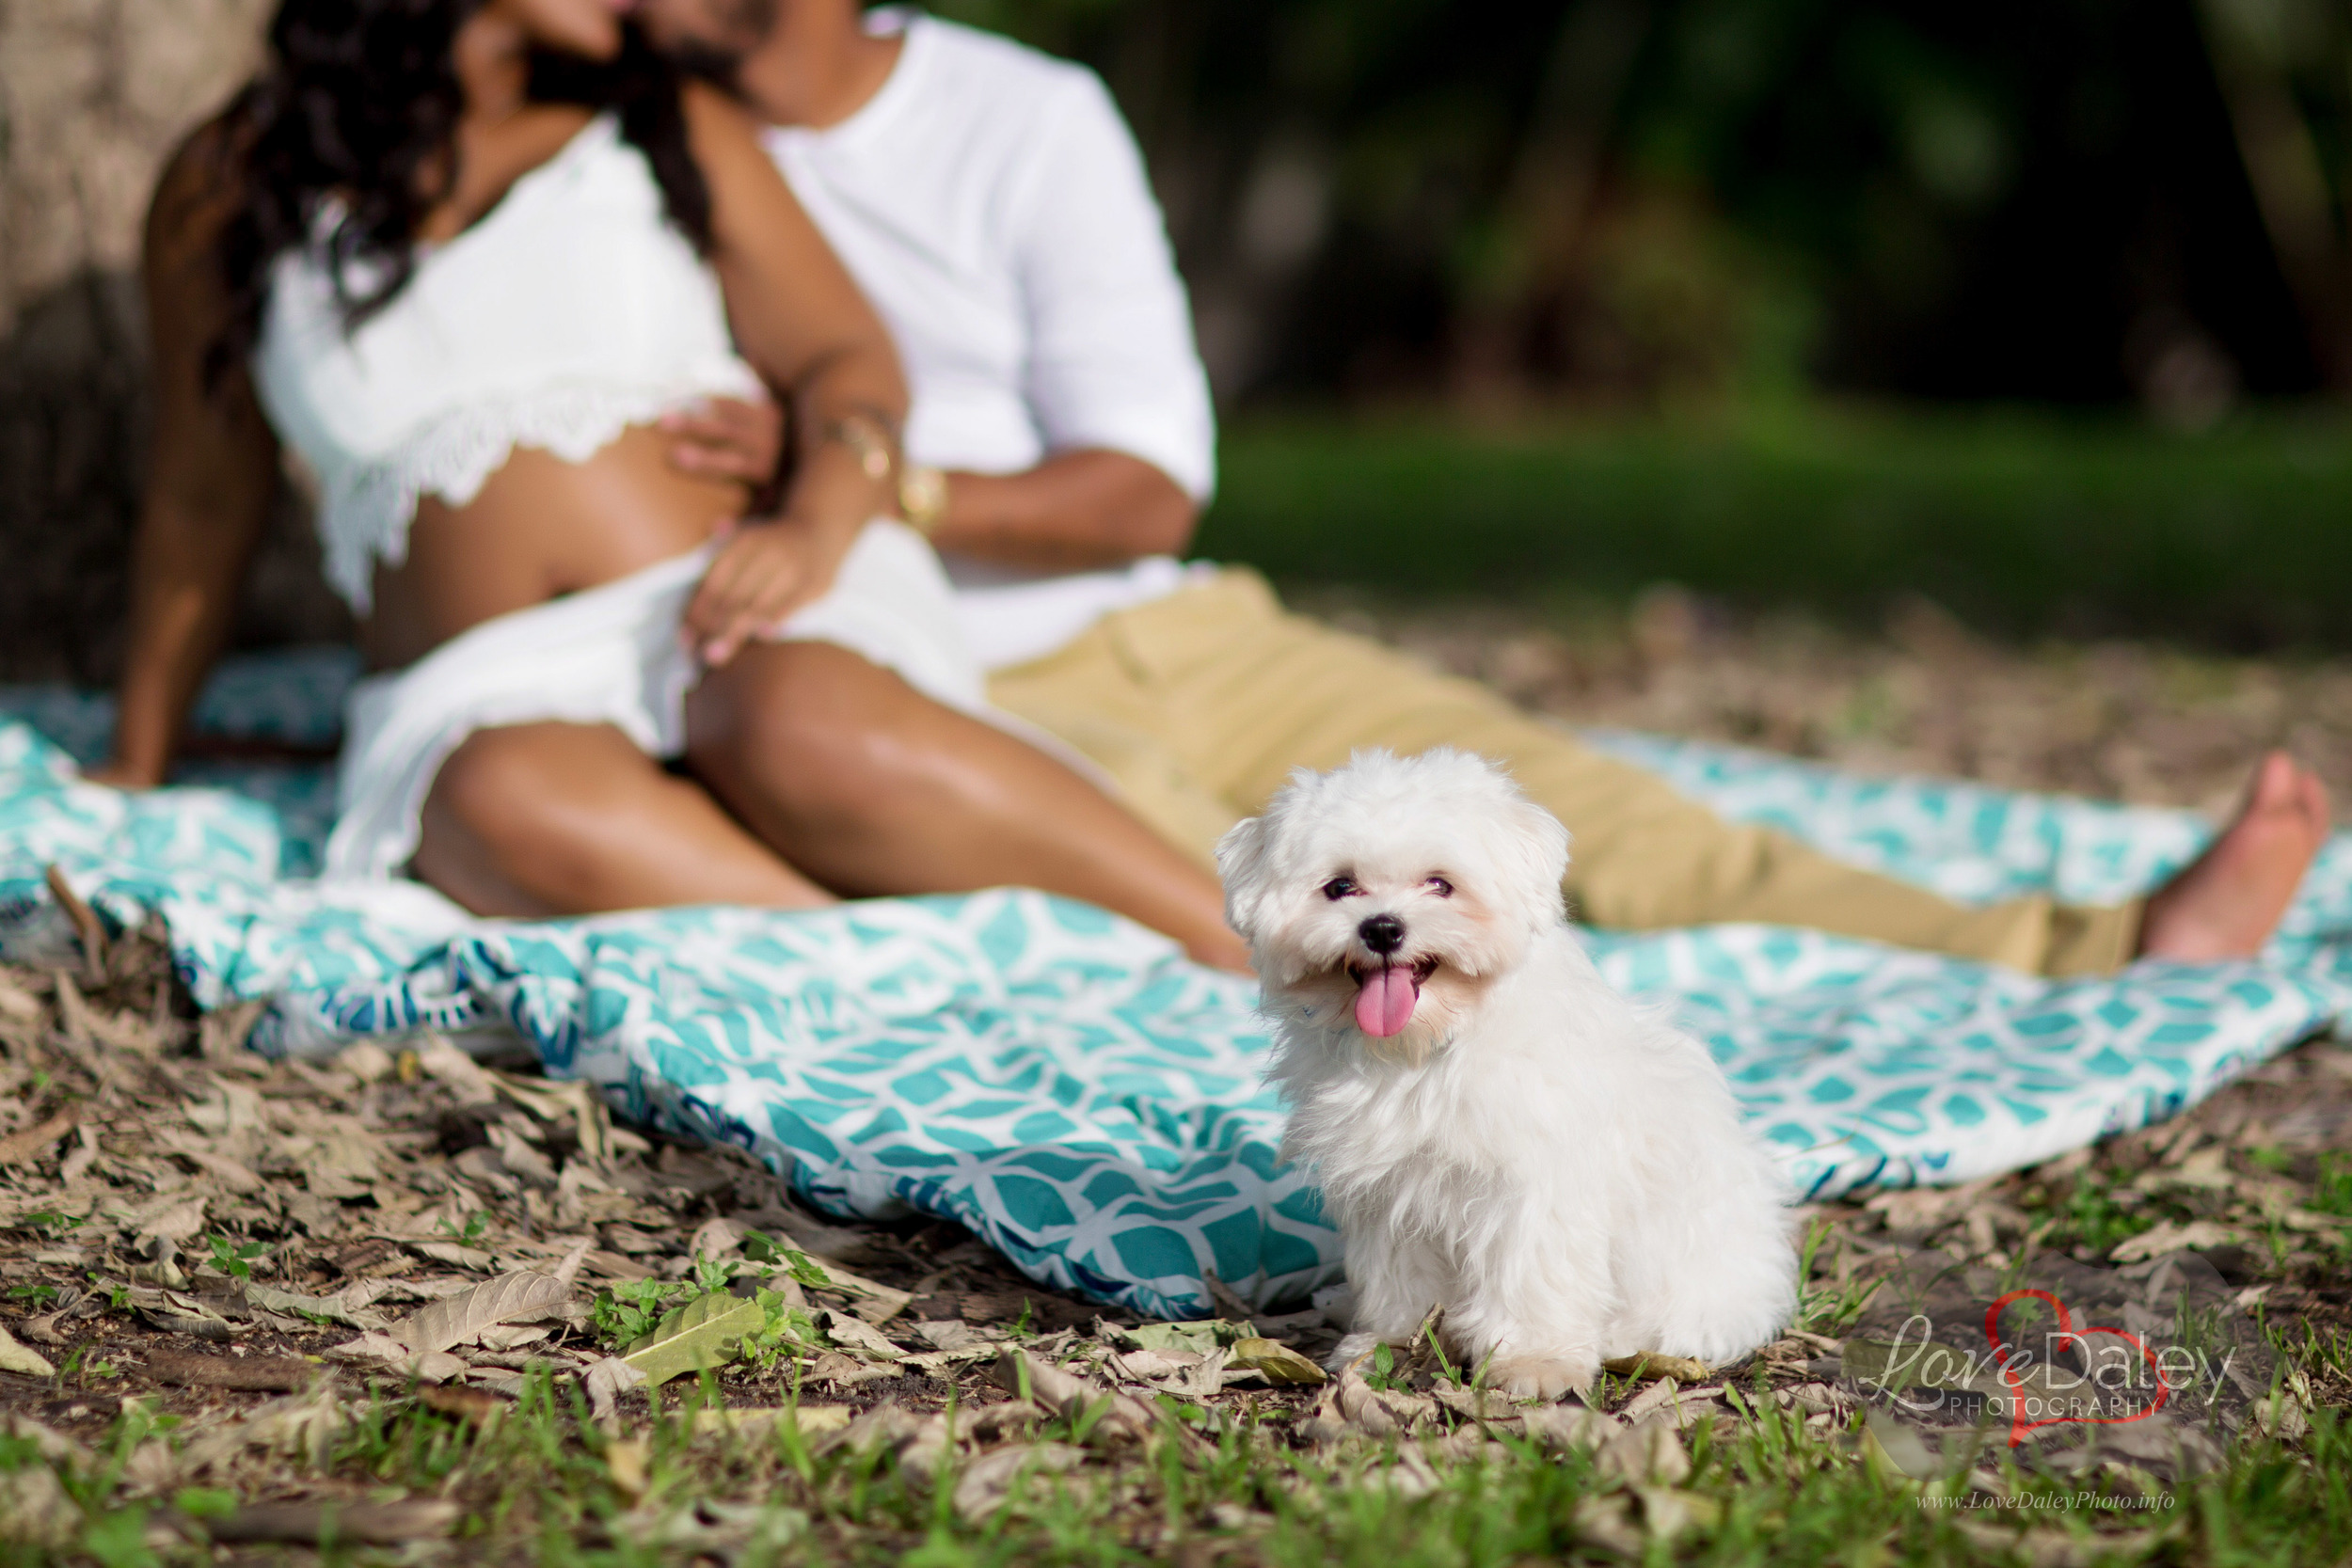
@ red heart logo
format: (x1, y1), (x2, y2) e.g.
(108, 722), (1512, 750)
(1982, 1288), (2175, 1446)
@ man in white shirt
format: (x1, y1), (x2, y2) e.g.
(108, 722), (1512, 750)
(639, 0), (2329, 974)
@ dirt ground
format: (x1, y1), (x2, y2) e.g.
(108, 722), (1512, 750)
(1302, 585), (2352, 818)
(2, 600), (2349, 1557)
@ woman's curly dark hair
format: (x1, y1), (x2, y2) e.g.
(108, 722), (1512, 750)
(204, 0), (712, 388)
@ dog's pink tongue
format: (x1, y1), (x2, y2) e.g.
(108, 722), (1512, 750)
(1355, 964), (1418, 1037)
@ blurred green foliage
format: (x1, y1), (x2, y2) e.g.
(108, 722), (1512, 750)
(1202, 406), (2352, 645)
(929, 0), (2352, 409)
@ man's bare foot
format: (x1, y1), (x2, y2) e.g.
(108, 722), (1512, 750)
(2137, 752), (2330, 962)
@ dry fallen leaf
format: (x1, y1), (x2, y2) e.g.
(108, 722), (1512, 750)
(125, 1191), (209, 1240)
(408, 1241), (497, 1272)
(991, 1350), (1163, 1449)
(952, 1442), (1087, 1523)
(818, 1309), (906, 1361)
(604, 1438), (650, 1498)
(0, 1466), (77, 1550)
(0, 1107), (77, 1166)
(580, 1355), (648, 1422)
(913, 1318), (989, 1354)
(1327, 1364), (1437, 1436)
(1106, 1346), (1195, 1381)
(806, 1350), (893, 1387)
(137, 1292), (240, 1340)
(1522, 1402), (1627, 1451)
(417, 1384), (508, 1425)
(1168, 1347), (1232, 1399)
(1113, 1321), (1232, 1356)
(688, 1216), (745, 1260)
(15, 1312), (67, 1348)
(148, 1350), (314, 1391)
(413, 1038), (500, 1104)
(2110, 1221), (2241, 1263)
(394, 1269), (575, 1354)
(205, 1500), (462, 1544)
(797, 1259), (913, 1324)
(1604, 1353), (1710, 1384)
(0, 969), (42, 1021)
(326, 1333), (468, 1384)
(0, 1322), (58, 1378)
(1597, 1414), (1692, 1486)
(243, 1281), (390, 1331)
(1227, 1336), (1327, 1386)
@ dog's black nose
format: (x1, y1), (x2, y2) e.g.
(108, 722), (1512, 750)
(1359, 913), (1406, 954)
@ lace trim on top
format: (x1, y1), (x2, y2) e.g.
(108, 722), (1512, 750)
(320, 371), (759, 613)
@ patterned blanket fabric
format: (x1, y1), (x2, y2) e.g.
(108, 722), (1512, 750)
(4, 656), (2349, 1320)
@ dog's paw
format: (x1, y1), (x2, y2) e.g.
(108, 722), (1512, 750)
(1485, 1354), (1597, 1402)
(1327, 1332), (1385, 1375)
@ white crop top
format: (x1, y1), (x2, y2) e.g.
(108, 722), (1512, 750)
(251, 114), (764, 612)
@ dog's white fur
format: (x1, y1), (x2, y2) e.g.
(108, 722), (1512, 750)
(1217, 748), (1796, 1398)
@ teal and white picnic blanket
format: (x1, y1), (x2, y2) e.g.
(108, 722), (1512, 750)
(6, 648), (2350, 1320)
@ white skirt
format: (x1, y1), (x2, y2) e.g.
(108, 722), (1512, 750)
(323, 520), (983, 882)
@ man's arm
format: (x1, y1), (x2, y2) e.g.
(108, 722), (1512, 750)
(927, 449), (1196, 568)
(665, 65), (1212, 570)
(662, 403), (1198, 567)
(998, 71), (1215, 559)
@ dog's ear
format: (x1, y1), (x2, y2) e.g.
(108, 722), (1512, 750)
(1214, 814), (1273, 941)
(1506, 800), (1572, 926)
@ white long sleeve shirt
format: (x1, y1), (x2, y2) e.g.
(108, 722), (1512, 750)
(762, 10), (1217, 670)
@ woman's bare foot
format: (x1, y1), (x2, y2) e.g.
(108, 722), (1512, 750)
(2137, 752), (2330, 962)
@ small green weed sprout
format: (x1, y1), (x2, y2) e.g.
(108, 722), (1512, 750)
(592, 1278), (679, 1348)
(203, 1233), (267, 1280)
(437, 1211), (488, 1246)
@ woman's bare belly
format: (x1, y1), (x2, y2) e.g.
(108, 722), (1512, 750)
(360, 426), (750, 671)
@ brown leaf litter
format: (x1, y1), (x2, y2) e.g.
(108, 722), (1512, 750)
(3, 600), (2351, 1553)
(0, 921), (2336, 1553)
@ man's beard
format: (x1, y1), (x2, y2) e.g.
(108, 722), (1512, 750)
(660, 0), (777, 86)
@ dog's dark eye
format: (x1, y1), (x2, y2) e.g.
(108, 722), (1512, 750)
(1425, 877), (1454, 897)
(1322, 878), (1359, 900)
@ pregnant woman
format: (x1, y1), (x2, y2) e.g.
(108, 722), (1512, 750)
(97, 0), (1248, 969)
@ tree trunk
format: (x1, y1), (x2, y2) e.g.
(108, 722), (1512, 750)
(2194, 0), (2352, 390)
(0, 0), (346, 683)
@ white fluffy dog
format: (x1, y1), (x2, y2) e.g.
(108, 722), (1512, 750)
(1216, 749), (1796, 1399)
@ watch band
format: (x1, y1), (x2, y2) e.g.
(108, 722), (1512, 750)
(898, 463), (949, 536)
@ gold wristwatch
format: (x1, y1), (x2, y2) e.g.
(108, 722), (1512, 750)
(898, 462), (949, 537)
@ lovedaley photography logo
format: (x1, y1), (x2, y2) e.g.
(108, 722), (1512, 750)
(1855, 1286), (2197, 1440)
(1831, 1246), (2272, 1482)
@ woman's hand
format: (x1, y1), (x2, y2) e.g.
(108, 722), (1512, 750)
(660, 396), (785, 485)
(683, 514), (866, 667)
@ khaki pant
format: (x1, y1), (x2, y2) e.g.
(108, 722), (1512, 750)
(988, 570), (2139, 977)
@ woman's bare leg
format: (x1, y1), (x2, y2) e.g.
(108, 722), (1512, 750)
(412, 721), (831, 916)
(685, 643), (1252, 971)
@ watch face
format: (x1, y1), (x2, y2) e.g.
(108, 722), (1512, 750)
(900, 466), (948, 529)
